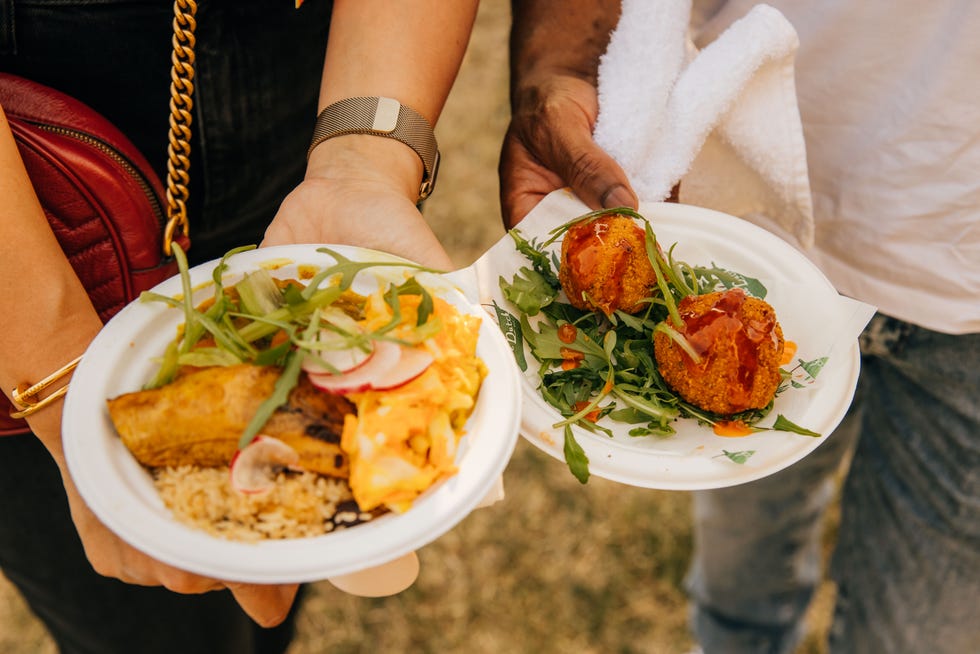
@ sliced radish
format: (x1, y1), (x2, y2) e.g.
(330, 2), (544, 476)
(302, 339), (373, 375)
(302, 321), (373, 375)
(307, 341), (434, 394)
(369, 346), (434, 390)
(307, 339), (402, 394)
(229, 435), (301, 495)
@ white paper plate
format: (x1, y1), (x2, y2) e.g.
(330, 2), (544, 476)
(475, 191), (874, 490)
(62, 245), (522, 583)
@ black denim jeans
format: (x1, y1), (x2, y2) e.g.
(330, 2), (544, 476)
(1, 1), (331, 652)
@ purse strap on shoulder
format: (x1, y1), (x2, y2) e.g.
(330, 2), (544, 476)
(163, 0), (199, 257)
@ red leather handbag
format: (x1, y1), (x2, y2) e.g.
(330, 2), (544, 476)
(0, 74), (182, 322)
(0, 3), (199, 435)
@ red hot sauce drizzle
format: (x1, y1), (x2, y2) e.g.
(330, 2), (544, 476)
(676, 288), (777, 414)
(563, 216), (645, 316)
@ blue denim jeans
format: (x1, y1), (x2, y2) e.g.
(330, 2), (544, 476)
(686, 314), (980, 653)
(1, 1), (331, 652)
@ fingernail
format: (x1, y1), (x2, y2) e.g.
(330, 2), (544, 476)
(601, 185), (637, 210)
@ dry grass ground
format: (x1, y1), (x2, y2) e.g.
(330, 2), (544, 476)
(0, 3), (838, 652)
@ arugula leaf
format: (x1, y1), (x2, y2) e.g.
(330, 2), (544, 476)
(307, 247), (440, 297)
(237, 350), (304, 450)
(508, 229), (560, 288)
(540, 367), (606, 414)
(608, 407), (654, 423)
(540, 303), (600, 334)
(553, 367), (615, 428)
(645, 222), (684, 328)
(613, 309), (655, 333)
(541, 206), (647, 248)
(610, 387), (680, 423)
(233, 285), (342, 345)
(627, 424), (676, 438)
(694, 264), (767, 299)
(562, 425), (590, 484)
(390, 276), (435, 326)
(503, 205), (825, 485)
(253, 340), (293, 367)
(771, 414), (821, 437)
(499, 266), (559, 316)
(653, 321), (702, 364)
(237, 311), (320, 450)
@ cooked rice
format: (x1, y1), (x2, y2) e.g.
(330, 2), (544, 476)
(153, 466), (376, 542)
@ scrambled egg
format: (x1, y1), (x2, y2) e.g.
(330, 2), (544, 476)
(340, 294), (486, 513)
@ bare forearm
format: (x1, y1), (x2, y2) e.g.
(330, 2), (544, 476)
(308, 1), (479, 197)
(0, 108), (102, 459)
(510, 0), (621, 95)
(321, 0), (478, 122)
(500, 1), (634, 224)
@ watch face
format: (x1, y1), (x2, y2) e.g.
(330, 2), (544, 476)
(371, 97), (401, 133)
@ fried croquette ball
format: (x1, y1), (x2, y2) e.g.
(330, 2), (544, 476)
(559, 214), (658, 315)
(653, 288), (784, 415)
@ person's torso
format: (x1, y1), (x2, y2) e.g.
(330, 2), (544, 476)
(693, 0), (980, 334)
(1, 0), (333, 263)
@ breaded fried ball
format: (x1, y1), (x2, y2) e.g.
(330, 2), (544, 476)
(653, 288), (785, 415)
(559, 214), (658, 315)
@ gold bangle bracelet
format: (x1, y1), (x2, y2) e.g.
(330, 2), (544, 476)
(9, 355), (82, 419)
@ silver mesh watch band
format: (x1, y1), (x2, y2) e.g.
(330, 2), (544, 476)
(307, 96), (440, 201)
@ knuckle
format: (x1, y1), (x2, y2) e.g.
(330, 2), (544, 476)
(161, 570), (207, 594)
(89, 559), (114, 579)
(566, 150), (605, 190)
(258, 604), (292, 628)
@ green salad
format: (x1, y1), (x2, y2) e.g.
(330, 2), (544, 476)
(494, 207), (824, 483)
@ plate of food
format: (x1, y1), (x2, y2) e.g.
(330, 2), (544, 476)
(62, 244), (522, 583)
(474, 190), (875, 490)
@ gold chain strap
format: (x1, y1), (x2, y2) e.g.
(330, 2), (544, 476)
(9, 1), (199, 421)
(163, 0), (199, 256)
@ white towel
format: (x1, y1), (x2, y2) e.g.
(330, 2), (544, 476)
(593, 1), (815, 247)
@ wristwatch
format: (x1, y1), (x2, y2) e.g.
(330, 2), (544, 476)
(307, 96), (440, 201)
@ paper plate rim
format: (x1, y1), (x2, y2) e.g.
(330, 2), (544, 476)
(62, 244), (522, 582)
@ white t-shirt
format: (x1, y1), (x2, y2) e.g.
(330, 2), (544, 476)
(693, 0), (980, 334)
